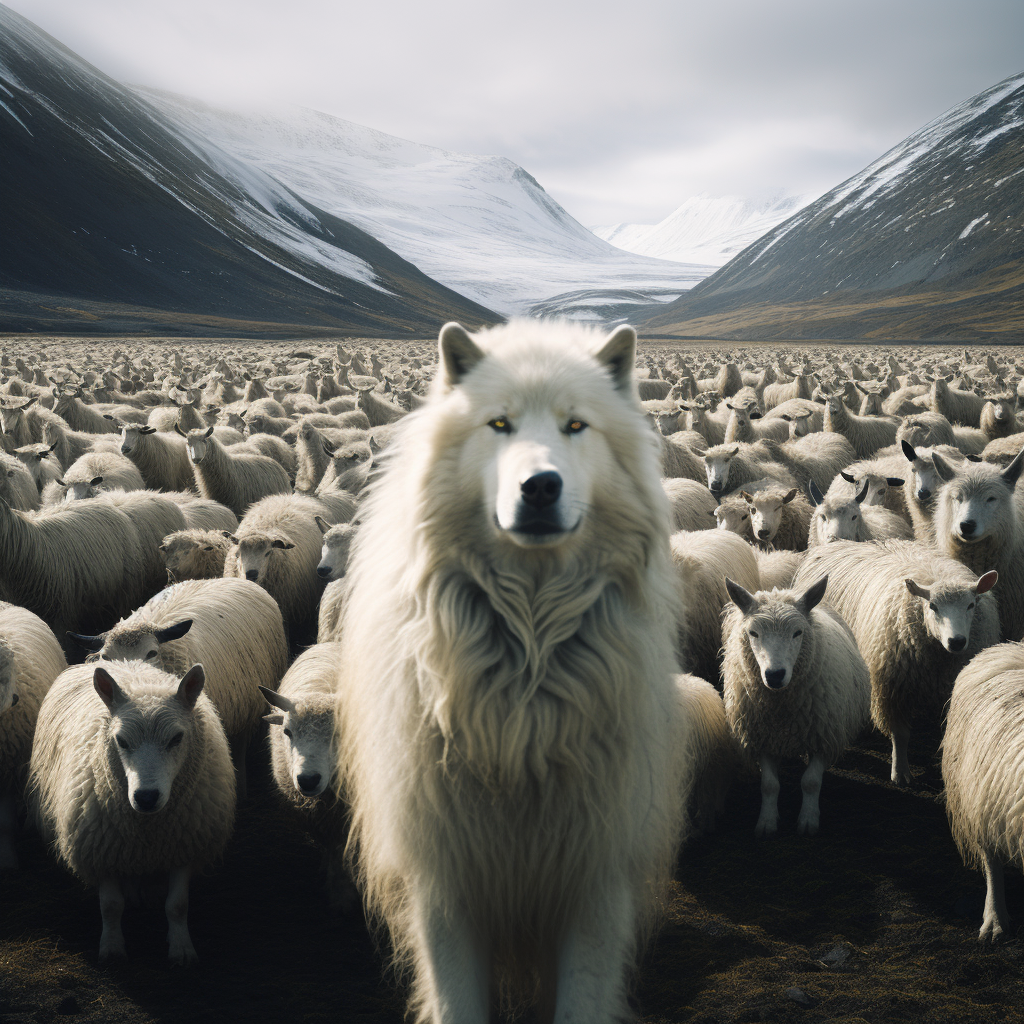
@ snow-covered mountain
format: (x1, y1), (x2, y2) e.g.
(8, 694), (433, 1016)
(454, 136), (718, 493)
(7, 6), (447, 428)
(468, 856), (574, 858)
(138, 89), (715, 319)
(640, 72), (1024, 340)
(592, 192), (816, 266)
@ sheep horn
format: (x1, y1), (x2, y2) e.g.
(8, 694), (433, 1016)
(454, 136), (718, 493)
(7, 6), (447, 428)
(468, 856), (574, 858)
(67, 631), (106, 652)
(258, 685), (296, 713)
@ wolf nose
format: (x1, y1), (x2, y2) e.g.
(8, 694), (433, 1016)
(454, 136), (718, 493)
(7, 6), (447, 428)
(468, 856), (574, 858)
(960, 519), (977, 537)
(521, 471), (562, 509)
(297, 772), (321, 794)
(764, 669), (787, 689)
(949, 635), (967, 652)
(133, 789), (160, 813)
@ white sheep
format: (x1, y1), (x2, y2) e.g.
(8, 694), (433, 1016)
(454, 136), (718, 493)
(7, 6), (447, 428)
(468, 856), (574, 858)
(722, 576), (870, 836)
(980, 395), (1018, 440)
(260, 642), (354, 907)
(742, 484), (812, 550)
(28, 661), (235, 962)
(823, 390), (899, 459)
(0, 602), (67, 869)
(926, 377), (988, 428)
(662, 478), (719, 532)
(183, 426), (291, 518)
(900, 441), (966, 542)
(758, 433), (858, 495)
(119, 424), (196, 492)
(796, 540), (1000, 785)
(807, 478), (914, 545)
(69, 577), (288, 799)
(723, 401), (790, 444)
(932, 448), (1024, 641)
(755, 549), (807, 591)
(0, 452), (40, 510)
(713, 492), (755, 540)
(703, 442), (798, 500)
(12, 442), (62, 493)
(315, 518), (356, 583)
(160, 529), (235, 582)
(942, 640), (1024, 941)
(981, 431), (1024, 467)
(60, 451), (145, 499)
(670, 529), (760, 686)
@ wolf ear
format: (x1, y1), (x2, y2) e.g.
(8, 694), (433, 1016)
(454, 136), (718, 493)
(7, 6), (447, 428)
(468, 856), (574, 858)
(438, 323), (485, 388)
(594, 325), (636, 393)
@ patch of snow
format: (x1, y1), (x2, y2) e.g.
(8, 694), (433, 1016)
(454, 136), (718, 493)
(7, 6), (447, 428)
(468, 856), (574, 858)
(959, 215), (989, 240)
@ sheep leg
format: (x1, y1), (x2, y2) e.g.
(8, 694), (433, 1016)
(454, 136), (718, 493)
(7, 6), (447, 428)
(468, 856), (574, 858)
(166, 866), (197, 965)
(410, 895), (489, 1023)
(979, 849), (1010, 942)
(229, 733), (248, 802)
(0, 791), (17, 870)
(755, 753), (780, 838)
(890, 724), (911, 786)
(553, 881), (634, 1024)
(98, 878), (126, 961)
(797, 755), (826, 835)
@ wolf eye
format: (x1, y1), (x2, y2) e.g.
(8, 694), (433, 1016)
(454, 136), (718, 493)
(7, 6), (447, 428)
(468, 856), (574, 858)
(566, 419), (588, 434)
(488, 418), (512, 433)
(167, 733), (183, 749)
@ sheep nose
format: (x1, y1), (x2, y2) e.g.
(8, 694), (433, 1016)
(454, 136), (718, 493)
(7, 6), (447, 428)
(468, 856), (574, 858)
(949, 635), (967, 652)
(758, 529), (771, 539)
(917, 488), (930, 501)
(520, 471), (562, 509)
(764, 668), (787, 689)
(316, 565), (332, 579)
(245, 569), (259, 582)
(297, 772), (321, 794)
(133, 789), (160, 813)
(959, 519), (977, 537)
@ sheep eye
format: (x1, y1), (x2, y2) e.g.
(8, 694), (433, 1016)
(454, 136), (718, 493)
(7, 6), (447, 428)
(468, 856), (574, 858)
(115, 735), (130, 750)
(144, 650), (157, 660)
(851, 515), (858, 520)
(488, 418), (512, 433)
(749, 630), (759, 638)
(566, 419), (588, 434)
(968, 602), (975, 610)
(283, 728), (293, 739)
(741, 514), (748, 520)
(793, 630), (803, 637)
(167, 733), (183, 749)
(929, 603), (937, 612)
(987, 496), (996, 502)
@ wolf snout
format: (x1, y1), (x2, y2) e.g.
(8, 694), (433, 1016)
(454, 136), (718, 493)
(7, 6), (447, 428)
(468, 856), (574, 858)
(520, 471), (562, 509)
(959, 519), (977, 538)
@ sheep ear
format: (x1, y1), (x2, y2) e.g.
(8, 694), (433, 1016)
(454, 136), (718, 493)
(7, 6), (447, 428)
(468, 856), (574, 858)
(438, 323), (485, 388)
(932, 452), (957, 482)
(263, 713), (285, 726)
(901, 439), (917, 462)
(90, 476), (103, 486)
(174, 423), (187, 438)
(315, 515), (331, 534)
(808, 480), (824, 506)
(259, 685), (297, 713)
(204, 426), (214, 437)
(782, 488), (797, 503)
(93, 666), (126, 710)
(69, 631), (106, 652)
(905, 579), (931, 600)
(780, 414), (791, 421)
(740, 491), (753, 502)
(840, 470), (855, 483)
(975, 570), (998, 595)
(708, 509), (718, 517)
(1001, 447), (1024, 487)
(797, 575), (828, 615)
(154, 619), (192, 644)
(176, 664), (205, 710)
(593, 325), (636, 393)
(725, 577), (758, 615)
(886, 477), (905, 487)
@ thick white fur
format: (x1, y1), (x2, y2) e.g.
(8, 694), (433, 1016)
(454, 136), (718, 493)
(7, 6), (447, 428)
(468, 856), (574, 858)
(336, 319), (688, 1022)
(942, 641), (1024, 940)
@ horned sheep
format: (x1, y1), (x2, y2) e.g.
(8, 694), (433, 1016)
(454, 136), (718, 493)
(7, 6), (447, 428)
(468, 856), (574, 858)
(120, 425), (196, 492)
(807, 479), (915, 545)
(795, 540), (1000, 785)
(722, 577), (870, 837)
(28, 661), (235, 962)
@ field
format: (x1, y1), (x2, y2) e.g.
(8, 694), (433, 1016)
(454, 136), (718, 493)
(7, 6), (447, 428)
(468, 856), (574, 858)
(1, 336), (1023, 1024)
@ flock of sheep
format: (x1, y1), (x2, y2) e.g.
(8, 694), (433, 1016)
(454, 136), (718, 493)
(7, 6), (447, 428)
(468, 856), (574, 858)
(1, 335), (1023, 972)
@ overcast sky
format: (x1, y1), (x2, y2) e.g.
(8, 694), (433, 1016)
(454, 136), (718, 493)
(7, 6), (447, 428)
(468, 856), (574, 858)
(7, 0), (1024, 225)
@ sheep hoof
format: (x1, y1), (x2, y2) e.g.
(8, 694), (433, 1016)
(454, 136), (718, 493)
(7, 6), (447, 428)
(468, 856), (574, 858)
(754, 819), (778, 839)
(979, 916), (1007, 943)
(797, 816), (819, 836)
(168, 939), (198, 965)
(98, 939), (127, 963)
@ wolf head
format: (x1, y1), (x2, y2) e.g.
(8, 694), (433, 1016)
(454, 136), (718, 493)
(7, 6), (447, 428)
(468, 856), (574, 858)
(434, 320), (651, 550)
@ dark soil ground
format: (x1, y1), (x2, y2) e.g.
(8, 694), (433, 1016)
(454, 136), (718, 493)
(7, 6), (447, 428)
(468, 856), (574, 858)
(3, 723), (1022, 1024)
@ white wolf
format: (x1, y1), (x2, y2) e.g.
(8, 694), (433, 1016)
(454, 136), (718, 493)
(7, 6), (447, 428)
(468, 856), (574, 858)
(336, 319), (689, 1022)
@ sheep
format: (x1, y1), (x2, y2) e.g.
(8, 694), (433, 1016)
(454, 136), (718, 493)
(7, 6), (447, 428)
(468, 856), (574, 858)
(755, 548), (807, 591)
(223, 493), (354, 637)
(659, 431), (707, 481)
(759, 433), (858, 494)
(982, 431), (1024, 467)
(70, 577), (288, 800)
(27, 661), (235, 962)
(796, 540), (999, 785)
(317, 440), (378, 496)
(980, 395), (1018, 441)
(823, 390), (899, 459)
(260, 643), (354, 907)
(765, 400), (824, 437)
(926, 376), (989, 428)
(120, 425), (196, 492)
(240, 432), (298, 477)
(742, 484), (813, 550)
(674, 673), (738, 833)
(662, 478), (718, 532)
(0, 602), (67, 869)
(670, 529), (760, 686)
(682, 398), (729, 446)
(882, 384), (930, 417)
(762, 373), (814, 412)
(896, 411), (956, 450)
(160, 529), (235, 582)
(0, 396), (70, 451)
(315, 518), (356, 583)
(13, 442), (62, 492)
(703, 442), (798, 499)
(807, 478), (915, 545)
(636, 378), (672, 401)
(722, 576), (870, 836)
(700, 362), (744, 398)
(942, 641), (1024, 941)
(51, 387), (120, 435)
(931, 448), (1024, 641)
(901, 442), (966, 542)
(824, 454), (910, 523)
(723, 401), (790, 444)
(183, 427), (291, 518)
(41, 420), (120, 471)
(0, 496), (145, 647)
(0, 452), (40, 510)
(294, 420), (340, 492)
(60, 451), (145, 500)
